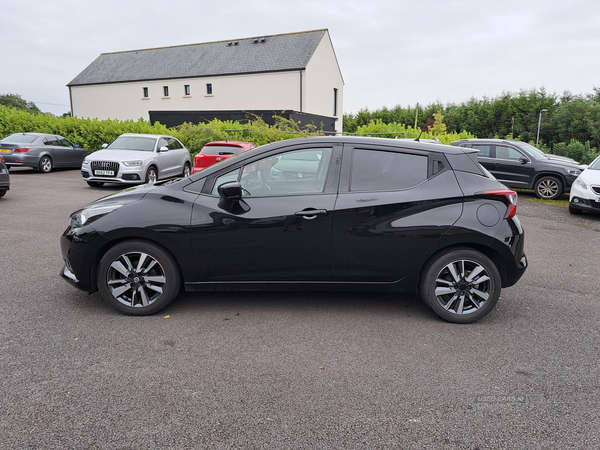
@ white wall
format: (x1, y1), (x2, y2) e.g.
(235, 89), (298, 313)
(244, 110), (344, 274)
(71, 71), (302, 122)
(305, 33), (344, 133)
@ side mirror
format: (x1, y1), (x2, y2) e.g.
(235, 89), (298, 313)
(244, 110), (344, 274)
(579, 164), (588, 170)
(519, 158), (528, 164)
(217, 182), (249, 213)
(218, 181), (242, 201)
(159, 146), (169, 152)
(102, 143), (108, 149)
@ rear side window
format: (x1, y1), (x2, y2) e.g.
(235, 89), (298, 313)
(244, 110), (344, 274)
(350, 149), (428, 191)
(472, 144), (491, 157)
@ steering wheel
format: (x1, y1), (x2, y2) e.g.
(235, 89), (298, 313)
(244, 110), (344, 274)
(256, 170), (271, 191)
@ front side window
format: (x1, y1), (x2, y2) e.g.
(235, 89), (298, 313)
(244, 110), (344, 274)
(350, 149), (428, 191)
(212, 148), (333, 197)
(495, 145), (524, 161)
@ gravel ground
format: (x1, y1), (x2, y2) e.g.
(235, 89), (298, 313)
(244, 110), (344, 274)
(1, 169), (599, 449)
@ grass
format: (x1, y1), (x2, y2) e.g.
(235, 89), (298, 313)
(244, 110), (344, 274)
(514, 189), (569, 207)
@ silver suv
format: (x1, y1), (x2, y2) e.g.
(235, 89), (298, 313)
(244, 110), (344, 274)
(81, 133), (191, 187)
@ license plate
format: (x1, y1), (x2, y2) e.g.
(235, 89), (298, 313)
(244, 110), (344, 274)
(95, 170), (114, 176)
(0, 149), (9, 153)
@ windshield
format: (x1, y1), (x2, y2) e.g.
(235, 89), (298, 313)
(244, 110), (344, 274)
(1, 134), (39, 144)
(514, 142), (548, 161)
(588, 156), (600, 170)
(107, 136), (156, 152)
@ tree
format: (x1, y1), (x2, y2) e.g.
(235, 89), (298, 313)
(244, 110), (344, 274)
(0, 93), (41, 114)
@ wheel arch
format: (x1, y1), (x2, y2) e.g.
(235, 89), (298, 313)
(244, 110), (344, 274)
(89, 235), (185, 293)
(532, 172), (566, 189)
(414, 242), (510, 292)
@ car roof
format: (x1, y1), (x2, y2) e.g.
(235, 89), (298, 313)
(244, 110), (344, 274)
(118, 133), (174, 139)
(204, 141), (255, 146)
(260, 136), (472, 155)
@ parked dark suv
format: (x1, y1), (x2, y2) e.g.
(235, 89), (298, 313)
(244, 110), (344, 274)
(61, 136), (527, 323)
(451, 139), (584, 200)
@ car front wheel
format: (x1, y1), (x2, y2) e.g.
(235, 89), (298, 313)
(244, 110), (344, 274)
(38, 156), (53, 173)
(534, 176), (563, 200)
(146, 167), (158, 183)
(97, 240), (181, 315)
(569, 203), (583, 215)
(419, 248), (501, 323)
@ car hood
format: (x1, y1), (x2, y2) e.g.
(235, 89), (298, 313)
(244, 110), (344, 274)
(546, 154), (578, 164)
(84, 182), (159, 209)
(579, 168), (600, 184)
(86, 149), (155, 161)
(542, 158), (583, 170)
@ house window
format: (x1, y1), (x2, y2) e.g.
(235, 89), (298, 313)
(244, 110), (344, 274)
(206, 83), (213, 95)
(163, 86), (169, 97)
(184, 85), (190, 96)
(333, 88), (338, 116)
(143, 87), (149, 98)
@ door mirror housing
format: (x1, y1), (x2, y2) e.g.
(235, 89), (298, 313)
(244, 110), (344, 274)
(519, 157), (529, 164)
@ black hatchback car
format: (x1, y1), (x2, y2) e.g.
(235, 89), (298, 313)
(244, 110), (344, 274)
(61, 137), (527, 323)
(451, 139), (583, 200)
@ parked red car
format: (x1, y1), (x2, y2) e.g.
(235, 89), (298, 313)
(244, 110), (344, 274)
(191, 141), (257, 174)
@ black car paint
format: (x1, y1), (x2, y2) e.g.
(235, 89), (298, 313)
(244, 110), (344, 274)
(61, 137), (526, 307)
(0, 156), (10, 196)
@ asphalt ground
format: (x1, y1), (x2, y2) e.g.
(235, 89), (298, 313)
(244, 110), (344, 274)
(1, 168), (599, 449)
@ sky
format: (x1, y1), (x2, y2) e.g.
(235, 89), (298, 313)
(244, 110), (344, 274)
(3, 0), (600, 117)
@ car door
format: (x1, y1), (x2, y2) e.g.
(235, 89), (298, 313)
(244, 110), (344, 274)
(190, 145), (341, 282)
(489, 144), (533, 188)
(57, 137), (79, 167)
(156, 137), (175, 178)
(168, 138), (188, 174)
(332, 144), (464, 282)
(42, 136), (66, 167)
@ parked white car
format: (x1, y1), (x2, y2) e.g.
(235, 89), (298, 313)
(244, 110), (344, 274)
(81, 133), (191, 187)
(569, 155), (600, 215)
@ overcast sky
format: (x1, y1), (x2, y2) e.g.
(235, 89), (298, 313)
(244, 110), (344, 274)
(3, 0), (600, 117)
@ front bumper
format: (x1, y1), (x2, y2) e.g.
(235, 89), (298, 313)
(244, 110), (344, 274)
(81, 168), (144, 185)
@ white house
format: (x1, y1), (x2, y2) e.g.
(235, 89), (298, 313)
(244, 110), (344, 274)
(68, 29), (344, 133)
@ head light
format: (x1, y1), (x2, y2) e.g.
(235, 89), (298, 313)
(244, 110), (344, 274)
(565, 168), (582, 176)
(574, 177), (588, 190)
(122, 160), (143, 167)
(69, 204), (123, 229)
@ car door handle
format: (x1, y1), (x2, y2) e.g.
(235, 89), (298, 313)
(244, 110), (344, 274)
(294, 209), (327, 219)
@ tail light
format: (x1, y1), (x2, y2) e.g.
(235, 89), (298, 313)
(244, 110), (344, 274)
(477, 190), (518, 218)
(15, 147), (30, 153)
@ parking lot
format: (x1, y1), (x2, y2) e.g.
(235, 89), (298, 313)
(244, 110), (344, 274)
(1, 167), (599, 449)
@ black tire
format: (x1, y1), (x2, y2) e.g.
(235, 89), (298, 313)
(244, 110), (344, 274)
(38, 156), (53, 173)
(182, 163), (191, 178)
(569, 203), (583, 215)
(534, 176), (563, 200)
(145, 166), (158, 183)
(0, 189), (6, 198)
(97, 240), (181, 315)
(86, 181), (104, 187)
(419, 248), (501, 323)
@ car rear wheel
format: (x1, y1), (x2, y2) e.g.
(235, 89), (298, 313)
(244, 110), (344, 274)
(38, 156), (53, 173)
(146, 166), (158, 183)
(419, 248), (501, 323)
(534, 176), (563, 200)
(97, 240), (181, 315)
(182, 163), (191, 177)
(86, 181), (104, 187)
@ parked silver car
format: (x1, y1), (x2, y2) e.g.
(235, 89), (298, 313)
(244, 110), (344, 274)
(0, 133), (91, 173)
(81, 133), (191, 187)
